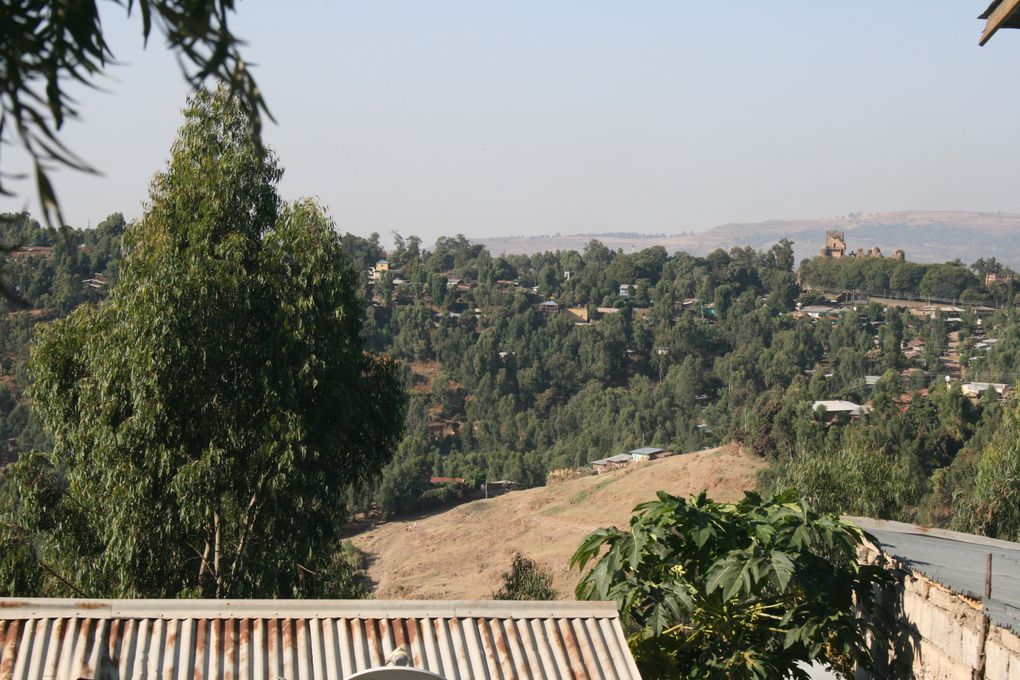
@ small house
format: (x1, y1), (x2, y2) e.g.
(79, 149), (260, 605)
(538, 300), (560, 316)
(799, 304), (839, 319)
(811, 400), (868, 423)
(960, 382), (1008, 399)
(629, 447), (665, 462)
(589, 453), (633, 474)
(606, 453), (633, 468)
(619, 284), (634, 298)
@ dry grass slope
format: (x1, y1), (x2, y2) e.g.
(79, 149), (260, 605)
(351, 444), (764, 600)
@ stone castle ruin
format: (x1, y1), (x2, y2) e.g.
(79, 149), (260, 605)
(820, 230), (904, 261)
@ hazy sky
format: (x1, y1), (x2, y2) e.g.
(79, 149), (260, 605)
(4, 1), (1020, 245)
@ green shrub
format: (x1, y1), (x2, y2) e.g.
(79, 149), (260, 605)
(493, 552), (555, 600)
(572, 490), (892, 679)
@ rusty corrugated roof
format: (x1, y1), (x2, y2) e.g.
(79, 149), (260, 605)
(0, 599), (641, 679)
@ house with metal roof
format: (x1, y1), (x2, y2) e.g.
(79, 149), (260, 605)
(798, 304), (840, 319)
(628, 447), (665, 462)
(0, 599), (640, 680)
(960, 382), (1008, 399)
(589, 453), (634, 474)
(811, 400), (868, 422)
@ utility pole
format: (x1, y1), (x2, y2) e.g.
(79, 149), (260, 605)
(973, 552), (993, 680)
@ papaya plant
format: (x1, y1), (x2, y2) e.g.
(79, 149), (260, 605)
(572, 489), (891, 679)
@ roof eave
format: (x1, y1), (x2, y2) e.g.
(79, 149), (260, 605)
(980, 0), (1020, 45)
(0, 598), (623, 621)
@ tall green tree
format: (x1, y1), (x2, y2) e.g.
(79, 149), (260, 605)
(0, 87), (404, 598)
(962, 399), (1020, 541)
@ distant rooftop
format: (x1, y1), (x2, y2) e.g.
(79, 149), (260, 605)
(629, 447), (665, 455)
(812, 400), (864, 414)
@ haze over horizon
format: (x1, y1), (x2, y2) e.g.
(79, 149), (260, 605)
(3, 2), (1020, 245)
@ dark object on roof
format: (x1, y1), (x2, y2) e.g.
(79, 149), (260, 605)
(980, 0), (1020, 45)
(0, 599), (641, 679)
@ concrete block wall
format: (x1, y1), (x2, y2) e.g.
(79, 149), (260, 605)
(883, 568), (1020, 679)
(858, 544), (1020, 679)
(985, 626), (1020, 680)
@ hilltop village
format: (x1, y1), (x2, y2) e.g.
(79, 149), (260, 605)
(3, 217), (1016, 539)
(2, 191), (1020, 680)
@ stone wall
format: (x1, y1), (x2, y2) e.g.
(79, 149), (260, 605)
(862, 546), (1020, 679)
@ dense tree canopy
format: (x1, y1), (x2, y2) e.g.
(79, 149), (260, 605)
(3, 195), (1019, 558)
(0, 87), (404, 598)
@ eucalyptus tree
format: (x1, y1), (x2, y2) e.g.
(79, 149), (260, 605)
(0, 87), (404, 598)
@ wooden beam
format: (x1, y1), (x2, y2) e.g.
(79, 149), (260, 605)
(980, 0), (1020, 45)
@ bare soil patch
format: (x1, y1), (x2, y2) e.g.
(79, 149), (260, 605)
(350, 444), (764, 599)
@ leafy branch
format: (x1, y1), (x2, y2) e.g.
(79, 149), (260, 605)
(0, 0), (271, 228)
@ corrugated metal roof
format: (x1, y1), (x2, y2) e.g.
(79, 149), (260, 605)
(0, 599), (641, 680)
(628, 448), (664, 456)
(852, 517), (1020, 634)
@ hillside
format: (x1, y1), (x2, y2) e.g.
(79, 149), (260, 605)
(475, 210), (1020, 267)
(349, 445), (764, 600)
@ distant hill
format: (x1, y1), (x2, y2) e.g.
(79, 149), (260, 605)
(349, 445), (763, 600)
(475, 210), (1020, 267)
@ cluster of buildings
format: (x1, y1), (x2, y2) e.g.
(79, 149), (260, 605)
(819, 230), (905, 261)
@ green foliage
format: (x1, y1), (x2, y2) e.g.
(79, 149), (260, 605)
(799, 256), (980, 301)
(765, 438), (925, 520)
(493, 551), (555, 601)
(1, 0), (267, 230)
(0, 87), (404, 598)
(295, 543), (370, 599)
(571, 490), (890, 680)
(960, 399), (1020, 541)
(4, 182), (1018, 545)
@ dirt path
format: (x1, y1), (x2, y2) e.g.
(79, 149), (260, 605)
(350, 445), (764, 600)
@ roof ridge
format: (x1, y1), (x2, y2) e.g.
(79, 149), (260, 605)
(0, 598), (622, 621)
